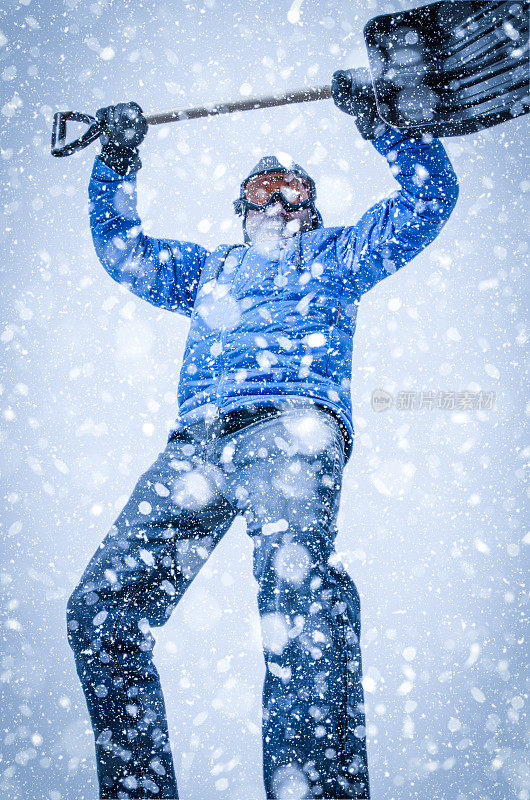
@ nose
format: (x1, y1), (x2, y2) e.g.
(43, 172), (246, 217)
(265, 200), (288, 216)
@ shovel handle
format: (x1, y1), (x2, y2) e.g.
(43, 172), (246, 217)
(51, 85), (332, 157)
(144, 85), (332, 125)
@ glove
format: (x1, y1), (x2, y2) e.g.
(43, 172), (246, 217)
(331, 68), (389, 140)
(96, 101), (148, 176)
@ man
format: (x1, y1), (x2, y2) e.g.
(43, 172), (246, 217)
(66, 69), (459, 800)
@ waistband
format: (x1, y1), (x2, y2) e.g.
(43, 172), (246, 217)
(169, 401), (350, 455)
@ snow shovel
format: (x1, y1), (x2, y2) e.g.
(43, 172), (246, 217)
(363, 0), (529, 137)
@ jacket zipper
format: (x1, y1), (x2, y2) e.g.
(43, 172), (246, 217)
(215, 244), (249, 415)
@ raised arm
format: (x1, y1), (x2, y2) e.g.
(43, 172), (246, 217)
(89, 157), (208, 315)
(88, 102), (209, 316)
(331, 70), (459, 295)
(337, 127), (458, 295)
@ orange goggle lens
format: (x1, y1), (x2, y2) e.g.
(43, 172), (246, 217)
(243, 171), (312, 206)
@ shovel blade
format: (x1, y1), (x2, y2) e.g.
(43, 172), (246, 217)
(364, 0), (529, 137)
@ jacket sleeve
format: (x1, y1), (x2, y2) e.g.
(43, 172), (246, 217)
(336, 127), (459, 296)
(88, 156), (209, 316)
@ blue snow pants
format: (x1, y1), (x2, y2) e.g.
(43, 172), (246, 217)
(66, 404), (370, 799)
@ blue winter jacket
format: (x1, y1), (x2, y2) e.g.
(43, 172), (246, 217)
(88, 127), (458, 459)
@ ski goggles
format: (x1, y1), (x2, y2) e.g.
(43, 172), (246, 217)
(241, 171), (316, 211)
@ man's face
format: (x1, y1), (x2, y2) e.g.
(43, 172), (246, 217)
(245, 202), (313, 245)
(242, 171), (314, 245)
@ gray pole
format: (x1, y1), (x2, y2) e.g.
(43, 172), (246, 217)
(144, 85), (332, 125)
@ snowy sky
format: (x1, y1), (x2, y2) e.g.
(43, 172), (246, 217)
(0, 1), (528, 799)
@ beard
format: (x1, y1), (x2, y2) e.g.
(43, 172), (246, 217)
(245, 212), (302, 245)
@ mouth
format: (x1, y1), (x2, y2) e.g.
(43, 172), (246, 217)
(257, 218), (297, 240)
(258, 216), (287, 232)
